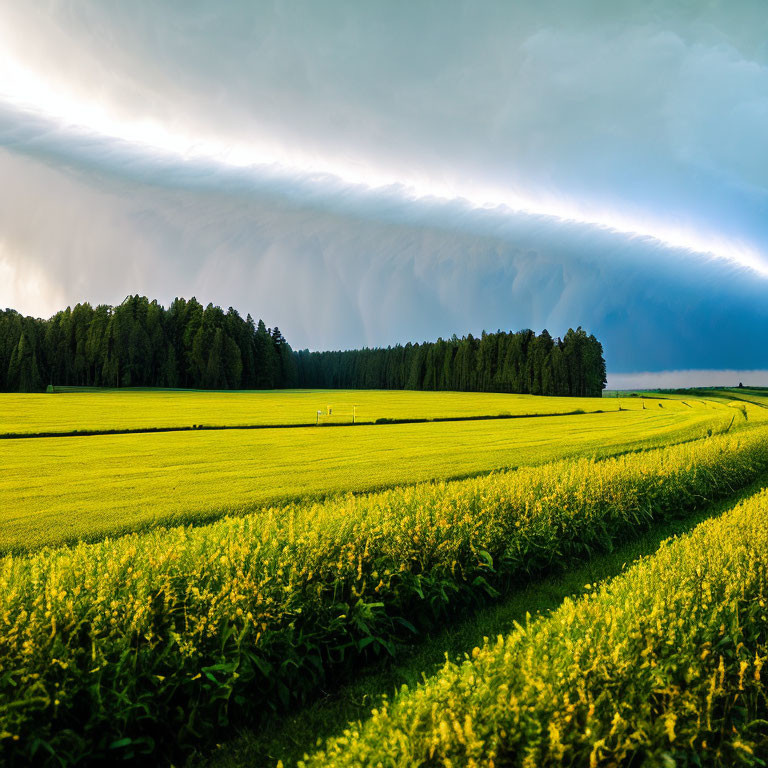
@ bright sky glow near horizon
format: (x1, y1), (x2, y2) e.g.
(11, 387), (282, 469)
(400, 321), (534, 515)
(1, 1), (768, 385)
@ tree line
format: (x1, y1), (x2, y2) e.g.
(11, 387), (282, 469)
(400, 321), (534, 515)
(1, 296), (606, 396)
(295, 328), (606, 397)
(0, 296), (297, 392)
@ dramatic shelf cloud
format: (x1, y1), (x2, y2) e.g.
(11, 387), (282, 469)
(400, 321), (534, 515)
(1, 1), (767, 382)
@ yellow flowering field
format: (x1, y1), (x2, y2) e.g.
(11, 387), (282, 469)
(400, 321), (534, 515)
(1, 427), (767, 763)
(0, 388), (660, 436)
(0, 403), (738, 552)
(304, 483), (768, 768)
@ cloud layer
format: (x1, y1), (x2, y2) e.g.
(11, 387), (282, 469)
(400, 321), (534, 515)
(1, 1), (768, 375)
(607, 371), (768, 390)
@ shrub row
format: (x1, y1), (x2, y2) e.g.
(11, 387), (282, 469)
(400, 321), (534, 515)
(2, 429), (768, 763)
(304, 485), (768, 767)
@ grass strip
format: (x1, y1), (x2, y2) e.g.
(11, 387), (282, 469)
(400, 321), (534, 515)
(2, 429), (768, 764)
(302, 483), (768, 767)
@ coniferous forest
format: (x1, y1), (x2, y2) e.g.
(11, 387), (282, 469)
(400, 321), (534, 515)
(296, 327), (606, 396)
(0, 296), (297, 392)
(0, 296), (606, 396)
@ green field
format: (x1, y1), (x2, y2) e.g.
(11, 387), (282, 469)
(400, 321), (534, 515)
(2, 387), (681, 436)
(0, 395), (746, 551)
(2, 387), (768, 766)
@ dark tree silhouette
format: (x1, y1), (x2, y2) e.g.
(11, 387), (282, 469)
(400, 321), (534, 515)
(0, 298), (606, 396)
(295, 327), (606, 396)
(0, 296), (294, 392)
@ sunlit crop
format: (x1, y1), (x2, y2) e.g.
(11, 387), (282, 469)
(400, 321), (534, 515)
(304, 484), (768, 767)
(1, 427), (767, 763)
(0, 401), (740, 551)
(0, 388), (663, 436)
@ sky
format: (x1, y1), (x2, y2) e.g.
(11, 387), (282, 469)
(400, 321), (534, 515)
(1, 1), (767, 385)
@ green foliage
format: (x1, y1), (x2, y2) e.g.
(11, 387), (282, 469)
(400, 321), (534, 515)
(1, 300), (607, 396)
(304, 485), (768, 767)
(200, 490), (752, 768)
(296, 327), (607, 396)
(0, 297), (291, 392)
(1, 428), (768, 763)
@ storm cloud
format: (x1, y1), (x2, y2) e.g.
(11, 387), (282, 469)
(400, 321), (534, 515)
(1, 1), (767, 381)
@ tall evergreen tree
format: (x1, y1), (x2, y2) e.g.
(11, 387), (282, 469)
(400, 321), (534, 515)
(0, 297), (298, 393)
(0, 298), (606, 397)
(295, 327), (606, 397)
(254, 320), (278, 389)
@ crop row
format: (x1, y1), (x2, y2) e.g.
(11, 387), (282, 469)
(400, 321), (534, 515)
(304, 483), (768, 767)
(2, 429), (768, 763)
(1, 404), (732, 553)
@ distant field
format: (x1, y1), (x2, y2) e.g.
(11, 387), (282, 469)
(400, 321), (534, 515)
(3, 387), (674, 436)
(0, 403), (740, 551)
(625, 386), (768, 408)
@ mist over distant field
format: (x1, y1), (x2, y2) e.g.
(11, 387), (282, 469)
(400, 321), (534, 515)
(1, 1), (767, 376)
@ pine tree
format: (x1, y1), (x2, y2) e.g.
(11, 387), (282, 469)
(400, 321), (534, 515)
(254, 320), (278, 389)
